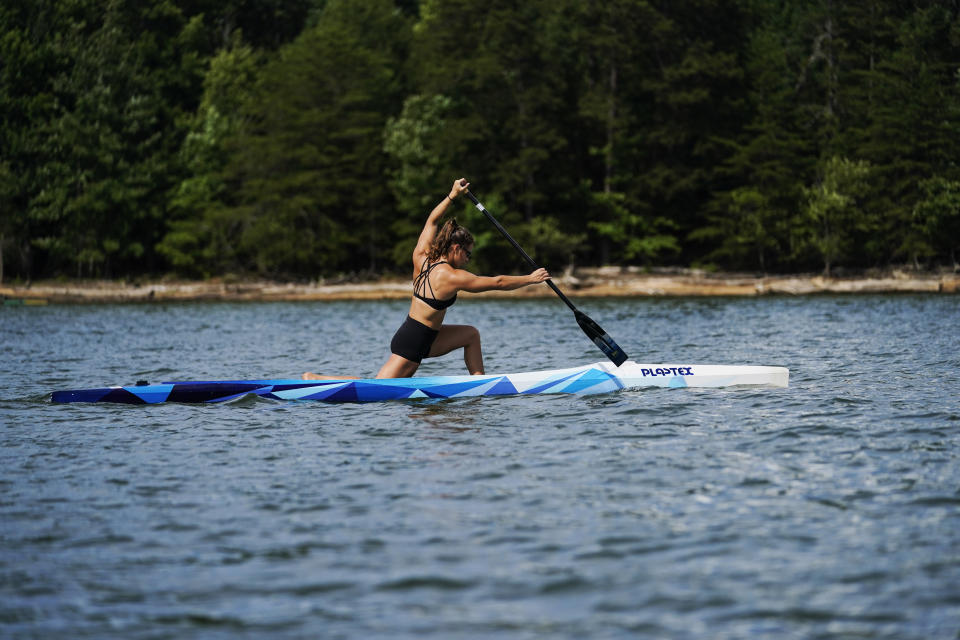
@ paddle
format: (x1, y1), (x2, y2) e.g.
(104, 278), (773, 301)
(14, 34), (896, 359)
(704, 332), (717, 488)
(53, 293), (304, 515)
(463, 190), (628, 367)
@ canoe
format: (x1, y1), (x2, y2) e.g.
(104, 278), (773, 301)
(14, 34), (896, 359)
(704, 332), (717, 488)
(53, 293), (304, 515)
(51, 361), (789, 404)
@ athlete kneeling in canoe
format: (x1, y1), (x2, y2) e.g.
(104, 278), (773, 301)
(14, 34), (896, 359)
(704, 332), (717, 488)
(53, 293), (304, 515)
(303, 178), (550, 380)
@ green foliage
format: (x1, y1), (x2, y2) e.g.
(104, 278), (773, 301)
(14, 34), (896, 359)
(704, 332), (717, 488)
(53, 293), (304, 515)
(799, 156), (872, 275)
(35, 1), (206, 277)
(4, 0), (960, 280)
(158, 36), (262, 275)
(2, 0), (206, 277)
(850, 5), (960, 266)
(705, 4), (814, 272)
(691, 187), (782, 273)
(913, 177), (960, 268)
(587, 188), (679, 265)
(627, 0), (750, 261)
(383, 94), (458, 266)
(176, 0), (411, 277)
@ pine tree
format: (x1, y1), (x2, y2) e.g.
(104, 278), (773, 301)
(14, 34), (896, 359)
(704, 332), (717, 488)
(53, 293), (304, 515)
(216, 0), (410, 277)
(625, 0), (751, 267)
(799, 155), (871, 275)
(408, 0), (585, 271)
(158, 36), (262, 276)
(11, 0), (207, 277)
(853, 4), (960, 267)
(701, 2), (815, 272)
(912, 177), (960, 270)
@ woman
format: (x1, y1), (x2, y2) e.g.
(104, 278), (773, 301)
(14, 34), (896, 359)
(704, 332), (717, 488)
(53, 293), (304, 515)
(304, 178), (550, 380)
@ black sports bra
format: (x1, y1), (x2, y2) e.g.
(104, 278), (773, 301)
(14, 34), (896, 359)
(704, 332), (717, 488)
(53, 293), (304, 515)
(413, 259), (457, 310)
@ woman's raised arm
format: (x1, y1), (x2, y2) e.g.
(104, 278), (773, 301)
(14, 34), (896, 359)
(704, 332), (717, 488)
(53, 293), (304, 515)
(413, 178), (470, 264)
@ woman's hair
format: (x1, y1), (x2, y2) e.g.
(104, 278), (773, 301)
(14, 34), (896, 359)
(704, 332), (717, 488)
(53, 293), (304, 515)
(429, 218), (474, 261)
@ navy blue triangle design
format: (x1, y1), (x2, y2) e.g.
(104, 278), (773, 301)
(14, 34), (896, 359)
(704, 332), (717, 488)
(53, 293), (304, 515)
(322, 383), (359, 402)
(103, 388), (148, 404)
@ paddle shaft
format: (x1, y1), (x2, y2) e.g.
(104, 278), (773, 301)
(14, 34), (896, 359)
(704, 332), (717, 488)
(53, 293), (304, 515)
(461, 189), (628, 366)
(463, 191), (576, 312)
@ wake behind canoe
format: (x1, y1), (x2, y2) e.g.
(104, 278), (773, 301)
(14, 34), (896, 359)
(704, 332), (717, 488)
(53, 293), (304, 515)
(50, 361), (789, 405)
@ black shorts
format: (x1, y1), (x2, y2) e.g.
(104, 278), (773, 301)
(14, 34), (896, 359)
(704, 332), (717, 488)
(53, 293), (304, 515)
(390, 315), (439, 363)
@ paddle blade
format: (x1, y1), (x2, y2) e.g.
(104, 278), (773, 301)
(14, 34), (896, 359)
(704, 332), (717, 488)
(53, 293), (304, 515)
(574, 310), (628, 366)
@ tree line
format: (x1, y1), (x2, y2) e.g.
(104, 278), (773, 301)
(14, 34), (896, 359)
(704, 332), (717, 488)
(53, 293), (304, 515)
(2, 0), (959, 283)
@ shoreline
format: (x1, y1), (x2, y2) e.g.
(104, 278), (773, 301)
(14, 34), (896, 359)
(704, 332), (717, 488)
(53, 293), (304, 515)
(2, 268), (958, 304)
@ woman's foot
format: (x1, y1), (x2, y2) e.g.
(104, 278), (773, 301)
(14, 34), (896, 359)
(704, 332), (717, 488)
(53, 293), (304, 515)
(302, 372), (359, 380)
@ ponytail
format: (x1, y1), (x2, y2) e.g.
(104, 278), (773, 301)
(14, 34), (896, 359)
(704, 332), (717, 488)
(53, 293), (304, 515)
(429, 219), (474, 261)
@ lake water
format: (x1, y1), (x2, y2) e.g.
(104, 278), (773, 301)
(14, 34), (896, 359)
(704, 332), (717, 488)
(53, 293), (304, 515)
(2, 295), (959, 639)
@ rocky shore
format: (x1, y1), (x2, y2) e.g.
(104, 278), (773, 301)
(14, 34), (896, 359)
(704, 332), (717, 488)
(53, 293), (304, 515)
(2, 268), (958, 304)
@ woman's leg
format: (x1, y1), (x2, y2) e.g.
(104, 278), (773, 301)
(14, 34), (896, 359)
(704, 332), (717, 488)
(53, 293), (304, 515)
(302, 372), (361, 380)
(428, 324), (483, 374)
(376, 354), (421, 379)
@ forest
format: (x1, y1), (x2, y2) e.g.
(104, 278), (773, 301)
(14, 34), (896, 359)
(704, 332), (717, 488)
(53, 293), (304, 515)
(2, 0), (959, 283)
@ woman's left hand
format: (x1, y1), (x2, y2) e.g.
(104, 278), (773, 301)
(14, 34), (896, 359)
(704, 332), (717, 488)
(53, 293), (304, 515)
(528, 268), (551, 283)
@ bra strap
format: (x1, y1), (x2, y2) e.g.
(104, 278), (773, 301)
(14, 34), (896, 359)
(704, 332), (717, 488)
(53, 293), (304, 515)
(414, 259), (448, 301)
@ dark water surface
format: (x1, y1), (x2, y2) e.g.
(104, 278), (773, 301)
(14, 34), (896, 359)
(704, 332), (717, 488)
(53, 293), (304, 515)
(2, 296), (959, 639)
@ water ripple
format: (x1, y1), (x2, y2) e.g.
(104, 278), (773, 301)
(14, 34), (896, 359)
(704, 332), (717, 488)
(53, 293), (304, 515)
(2, 296), (959, 639)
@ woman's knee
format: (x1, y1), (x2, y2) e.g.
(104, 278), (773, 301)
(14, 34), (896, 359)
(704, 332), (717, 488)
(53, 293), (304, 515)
(428, 324), (479, 358)
(465, 325), (481, 346)
(377, 354), (419, 379)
